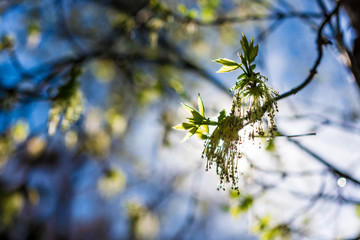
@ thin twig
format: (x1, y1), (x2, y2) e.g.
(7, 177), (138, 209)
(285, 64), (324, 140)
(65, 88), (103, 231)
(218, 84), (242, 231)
(288, 137), (360, 186)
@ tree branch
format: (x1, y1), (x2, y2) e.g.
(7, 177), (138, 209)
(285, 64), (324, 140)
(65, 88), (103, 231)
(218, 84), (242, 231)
(275, 3), (340, 101)
(288, 137), (360, 186)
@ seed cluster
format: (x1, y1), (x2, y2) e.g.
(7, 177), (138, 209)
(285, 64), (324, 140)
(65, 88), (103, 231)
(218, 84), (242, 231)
(202, 73), (278, 190)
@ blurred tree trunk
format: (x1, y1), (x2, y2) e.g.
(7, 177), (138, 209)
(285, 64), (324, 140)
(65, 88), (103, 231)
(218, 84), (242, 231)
(342, 0), (360, 89)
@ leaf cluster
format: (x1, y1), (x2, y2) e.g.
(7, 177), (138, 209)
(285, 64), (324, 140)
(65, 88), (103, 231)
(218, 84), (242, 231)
(174, 34), (267, 143)
(0, 35), (14, 51)
(213, 33), (258, 78)
(172, 94), (213, 142)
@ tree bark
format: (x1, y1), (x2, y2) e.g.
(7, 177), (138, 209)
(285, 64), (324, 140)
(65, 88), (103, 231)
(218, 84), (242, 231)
(341, 0), (360, 89)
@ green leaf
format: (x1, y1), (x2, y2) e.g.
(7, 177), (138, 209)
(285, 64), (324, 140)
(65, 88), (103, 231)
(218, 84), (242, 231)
(247, 37), (255, 60)
(240, 55), (247, 68)
(181, 126), (198, 142)
(237, 73), (247, 80)
(250, 64), (256, 71)
(173, 124), (185, 130)
(202, 124), (209, 134)
(213, 58), (241, 73)
(181, 102), (205, 124)
(213, 58), (239, 66)
(191, 110), (205, 124)
(240, 33), (249, 56)
(189, 126), (199, 134)
(195, 128), (208, 140)
(197, 93), (205, 117)
(249, 37), (254, 50)
(181, 103), (196, 115)
(216, 65), (240, 73)
(196, 133), (208, 140)
(249, 44), (258, 63)
(173, 122), (194, 130)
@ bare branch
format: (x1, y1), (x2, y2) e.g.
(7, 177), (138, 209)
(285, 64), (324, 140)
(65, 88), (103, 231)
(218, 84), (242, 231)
(276, 3), (340, 101)
(288, 137), (360, 186)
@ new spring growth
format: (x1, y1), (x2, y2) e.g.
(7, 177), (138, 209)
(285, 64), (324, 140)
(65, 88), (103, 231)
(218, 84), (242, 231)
(174, 34), (279, 190)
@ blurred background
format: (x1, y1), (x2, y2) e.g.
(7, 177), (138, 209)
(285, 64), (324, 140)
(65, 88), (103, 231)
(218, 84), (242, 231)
(0, 0), (360, 239)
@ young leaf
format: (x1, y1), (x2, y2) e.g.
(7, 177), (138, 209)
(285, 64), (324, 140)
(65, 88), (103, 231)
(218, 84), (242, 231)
(173, 122), (194, 130)
(201, 124), (209, 134)
(237, 72), (247, 80)
(216, 65), (240, 73)
(240, 33), (249, 55)
(181, 126), (198, 142)
(249, 44), (259, 63)
(249, 37), (254, 50)
(213, 58), (239, 66)
(195, 128), (208, 140)
(197, 93), (205, 117)
(247, 37), (255, 60)
(213, 58), (241, 73)
(181, 131), (194, 142)
(191, 110), (205, 124)
(240, 55), (247, 67)
(181, 103), (196, 115)
(250, 64), (256, 71)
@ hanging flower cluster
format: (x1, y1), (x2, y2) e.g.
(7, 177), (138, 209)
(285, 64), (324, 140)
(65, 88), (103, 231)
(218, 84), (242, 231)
(174, 34), (279, 190)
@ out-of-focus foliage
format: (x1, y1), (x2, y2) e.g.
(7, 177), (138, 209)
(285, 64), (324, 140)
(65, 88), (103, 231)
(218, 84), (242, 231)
(126, 201), (160, 240)
(48, 67), (84, 135)
(0, 120), (29, 167)
(97, 168), (126, 198)
(253, 216), (291, 240)
(226, 190), (254, 217)
(0, 0), (359, 239)
(0, 192), (24, 227)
